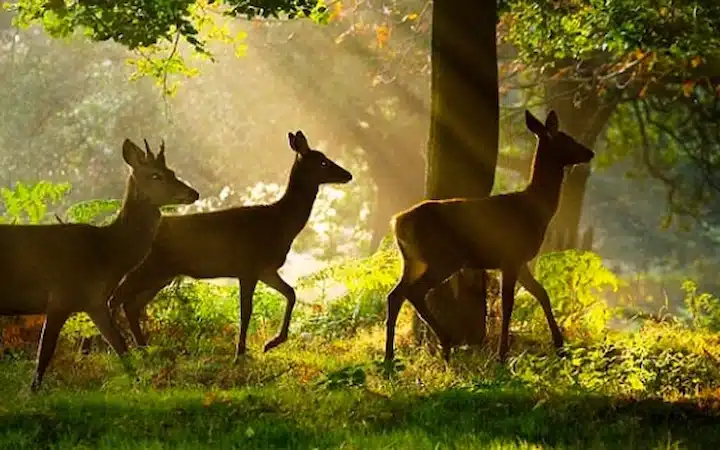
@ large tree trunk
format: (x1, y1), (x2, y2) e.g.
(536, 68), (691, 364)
(413, 0), (499, 344)
(425, 1), (499, 199)
(539, 76), (618, 254)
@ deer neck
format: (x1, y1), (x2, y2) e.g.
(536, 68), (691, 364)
(525, 156), (566, 223)
(275, 169), (320, 239)
(108, 175), (162, 268)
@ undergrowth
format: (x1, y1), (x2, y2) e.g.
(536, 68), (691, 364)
(2, 187), (720, 447)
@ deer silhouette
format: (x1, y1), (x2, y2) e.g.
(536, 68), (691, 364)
(0, 139), (199, 390)
(385, 110), (595, 364)
(109, 130), (352, 359)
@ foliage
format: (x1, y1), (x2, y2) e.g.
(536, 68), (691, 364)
(297, 237), (399, 338)
(0, 180), (71, 224)
(515, 250), (621, 337)
(682, 279), (720, 332)
(8, 0), (328, 91)
(10, 0), (326, 51)
(502, 0), (720, 87)
(315, 363), (368, 389)
(3, 306), (720, 448)
(64, 199), (122, 225)
(2, 209), (720, 449)
(511, 335), (719, 397)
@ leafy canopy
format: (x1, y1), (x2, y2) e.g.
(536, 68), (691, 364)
(6, 0), (328, 93)
(9, 1), (326, 53)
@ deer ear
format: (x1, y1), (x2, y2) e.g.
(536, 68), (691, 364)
(525, 110), (545, 136)
(122, 139), (146, 168)
(545, 110), (559, 136)
(288, 132), (296, 151)
(292, 130), (310, 155)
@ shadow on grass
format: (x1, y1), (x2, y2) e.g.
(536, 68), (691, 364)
(1, 385), (720, 449)
(393, 388), (720, 449)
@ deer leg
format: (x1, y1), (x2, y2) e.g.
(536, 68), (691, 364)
(518, 264), (564, 349)
(117, 275), (174, 347)
(259, 271), (296, 352)
(123, 301), (148, 347)
(108, 253), (166, 313)
(384, 280), (407, 364)
(498, 268), (519, 363)
(31, 310), (70, 392)
(407, 272), (455, 363)
(123, 283), (170, 347)
(235, 277), (258, 361)
(86, 306), (129, 356)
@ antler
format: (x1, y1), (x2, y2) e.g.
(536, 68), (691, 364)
(143, 139), (155, 159)
(157, 139), (166, 165)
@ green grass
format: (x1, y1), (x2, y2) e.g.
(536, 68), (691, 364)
(2, 321), (720, 450)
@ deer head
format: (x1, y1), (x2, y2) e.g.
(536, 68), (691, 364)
(122, 138), (200, 206)
(287, 130), (353, 187)
(525, 110), (595, 166)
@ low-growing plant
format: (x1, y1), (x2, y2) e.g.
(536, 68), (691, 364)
(510, 329), (720, 397)
(513, 250), (621, 339)
(297, 237), (400, 339)
(682, 279), (720, 332)
(139, 277), (291, 354)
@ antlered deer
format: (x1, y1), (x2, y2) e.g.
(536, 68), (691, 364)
(0, 139), (199, 391)
(385, 110), (595, 364)
(108, 130), (352, 358)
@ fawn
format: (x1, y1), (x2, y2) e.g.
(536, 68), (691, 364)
(385, 110), (595, 364)
(0, 138), (199, 391)
(108, 130), (352, 358)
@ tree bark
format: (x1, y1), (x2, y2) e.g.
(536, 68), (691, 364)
(425, 0), (499, 199)
(413, 0), (499, 344)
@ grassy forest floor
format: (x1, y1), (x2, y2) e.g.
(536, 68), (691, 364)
(2, 320), (720, 450)
(3, 248), (720, 449)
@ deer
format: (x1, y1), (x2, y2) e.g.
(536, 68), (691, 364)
(107, 130), (353, 359)
(0, 139), (199, 391)
(384, 110), (595, 365)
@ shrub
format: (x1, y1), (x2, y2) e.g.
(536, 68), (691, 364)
(510, 328), (720, 397)
(682, 279), (720, 332)
(296, 237), (400, 339)
(513, 250), (621, 339)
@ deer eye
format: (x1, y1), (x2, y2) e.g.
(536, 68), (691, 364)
(151, 173), (162, 181)
(320, 160), (328, 167)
